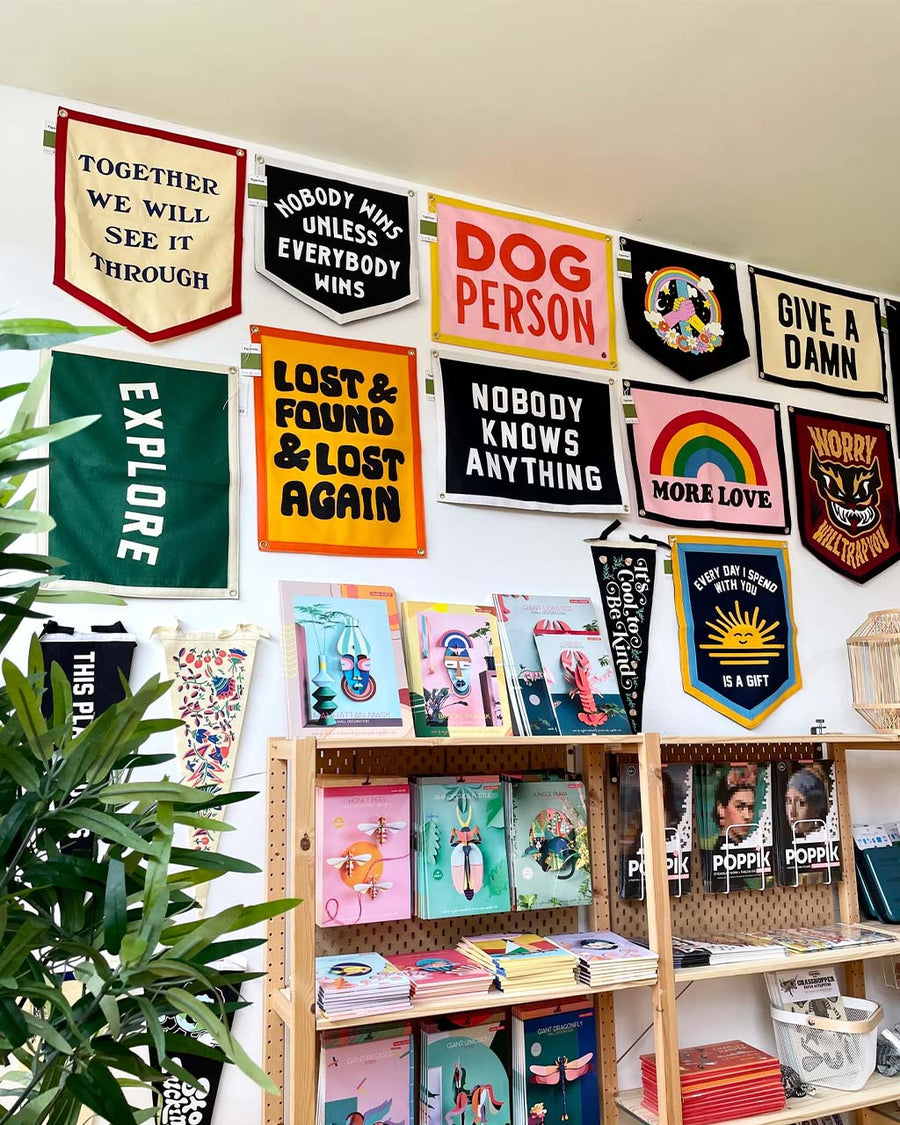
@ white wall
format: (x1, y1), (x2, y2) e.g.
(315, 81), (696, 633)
(2, 80), (899, 1119)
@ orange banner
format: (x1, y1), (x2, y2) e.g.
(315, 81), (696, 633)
(253, 327), (426, 558)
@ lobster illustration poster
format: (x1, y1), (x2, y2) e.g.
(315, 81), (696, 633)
(505, 778), (591, 910)
(401, 602), (512, 739)
(625, 381), (791, 534)
(750, 266), (887, 400)
(513, 999), (599, 1125)
(414, 776), (511, 918)
(255, 159), (418, 323)
(430, 194), (616, 369)
(788, 407), (900, 583)
(533, 620), (629, 736)
(54, 107), (244, 342)
(316, 780), (411, 926)
(588, 542), (656, 733)
(279, 581), (412, 738)
(670, 536), (801, 728)
(45, 347), (239, 598)
(253, 327), (426, 558)
(319, 1024), (414, 1125)
(434, 353), (627, 513)
(421, 1014), (511, 1125)
(695, 762), (774, 893)
(619, 238), (749, 380)
(153, 623), (266, 860)
(771, 760), (842, 887)
(618, 761), (692, 900)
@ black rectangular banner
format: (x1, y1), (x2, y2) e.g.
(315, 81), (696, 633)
(39, 621), (136, 734)
(435, 354), (628, 513)
(589, 541), (655, 732)
(255, 159), (418, 323)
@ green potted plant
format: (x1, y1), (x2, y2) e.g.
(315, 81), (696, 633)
(0, 319), (295, 1125)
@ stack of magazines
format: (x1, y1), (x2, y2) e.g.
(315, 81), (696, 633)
(315, 952), (411, 1019)
(671, 936), (784, 969)
(641, 1040), (786, 1123)
(728, 924), (893, 954)
(548, 930), (658, 986)
(388, 948), (494, 1002)
(457, 932), (577, 993)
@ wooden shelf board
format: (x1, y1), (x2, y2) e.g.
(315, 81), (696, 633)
(658, 733), (900, 749)
(314, 974), (656, 1030)
(313, 733), (645, 750)
(674, 937), (900, 982)
(617, 1073), (900, 1125)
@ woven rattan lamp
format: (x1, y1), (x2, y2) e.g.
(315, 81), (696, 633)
(847, 610), (900, 730)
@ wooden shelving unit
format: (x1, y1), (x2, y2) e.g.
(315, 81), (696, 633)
(262, 731), (900, 1125)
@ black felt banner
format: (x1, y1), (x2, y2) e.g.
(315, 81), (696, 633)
(589, 542), (655, 732)
(255, 160), (418, 323)
(39, 621), (136, 734)
(620, 238), (749, 380)
(435, 354), (628, 512)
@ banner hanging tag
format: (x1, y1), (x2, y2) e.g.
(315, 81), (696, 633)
(240, 341), (261, 376)
(247, 175), (267, 206)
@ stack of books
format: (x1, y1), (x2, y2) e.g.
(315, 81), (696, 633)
(641, 1040), (786, 1124)
(388, 948), (494, 1003)
(315, 952), (411, 1020)
(512, 998), (599, 1125)
(457, 932), (577, 993)
(316, 1023), (413, 1125)
(671, 936), (785, 969)
(729, 924), (893, 954)
(548, 930), (658, 986)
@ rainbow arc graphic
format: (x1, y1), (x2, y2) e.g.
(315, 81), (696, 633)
(644, 266), (721, 325)
(649, 411), (767, 484)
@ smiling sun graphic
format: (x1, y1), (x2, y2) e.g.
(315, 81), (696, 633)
(699, 601), (784, 667)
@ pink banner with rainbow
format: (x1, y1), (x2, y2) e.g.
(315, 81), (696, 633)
(625, 382), (791, 533)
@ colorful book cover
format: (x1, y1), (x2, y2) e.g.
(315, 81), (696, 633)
(279, 581), (412, 738)
(547, 930), (658, 965)
(506, 778), (591, 909)
(388, 949), (494, 993)
(515, 1000), (599, 1125)
(415, 777), (511, 918)
(401, 602), (512, 738)
(421, 1014), (511, 1125)
(771, 760), (842, 887)
(316, 780), (411, 927)
(532, 622), (629, 735)
(618, 762), (692, 899)
(319, 1024), (413, 1125)
(316, 952), (406, 1001)
(695, 762), (773, 893)
(492, 594), (606, 737)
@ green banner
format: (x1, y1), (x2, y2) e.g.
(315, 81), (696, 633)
(47, 347), (238, 598)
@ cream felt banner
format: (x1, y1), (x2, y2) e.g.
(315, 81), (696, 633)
(54, 107), (245, 342)
(749, 266), (886, 400)
(153, 623), (267, 857)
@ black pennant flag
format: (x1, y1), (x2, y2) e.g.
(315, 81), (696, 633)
(589, 541), (656, 732)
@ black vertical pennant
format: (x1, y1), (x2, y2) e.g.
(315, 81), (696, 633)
(155, 984), (240, 1125)
(588, 542), (656, 733)
(620, 238), (749, 380)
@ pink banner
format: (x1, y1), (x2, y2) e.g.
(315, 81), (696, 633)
(626, 382), (791, 533)
(431, 195), (616, 368)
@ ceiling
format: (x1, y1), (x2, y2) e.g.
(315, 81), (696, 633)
(3, 0), (899, 294)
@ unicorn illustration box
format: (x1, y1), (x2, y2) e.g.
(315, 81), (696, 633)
(316, 779), (411, 927)
(318, 1023), (413, 1125)
(414, 776), (511, 919)
(279, 582), (412, 739)
(505, 777), (592, 910)
(401, 602), (512, 739)
(420, 1014), (511, 1125)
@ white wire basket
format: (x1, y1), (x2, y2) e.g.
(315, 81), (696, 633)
(770, 997), (882, 1091)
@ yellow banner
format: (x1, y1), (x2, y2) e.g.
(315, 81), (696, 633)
(253, 327), (427, 558)
(54, 107), (244, 341)
(751, 267), (886, 400)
